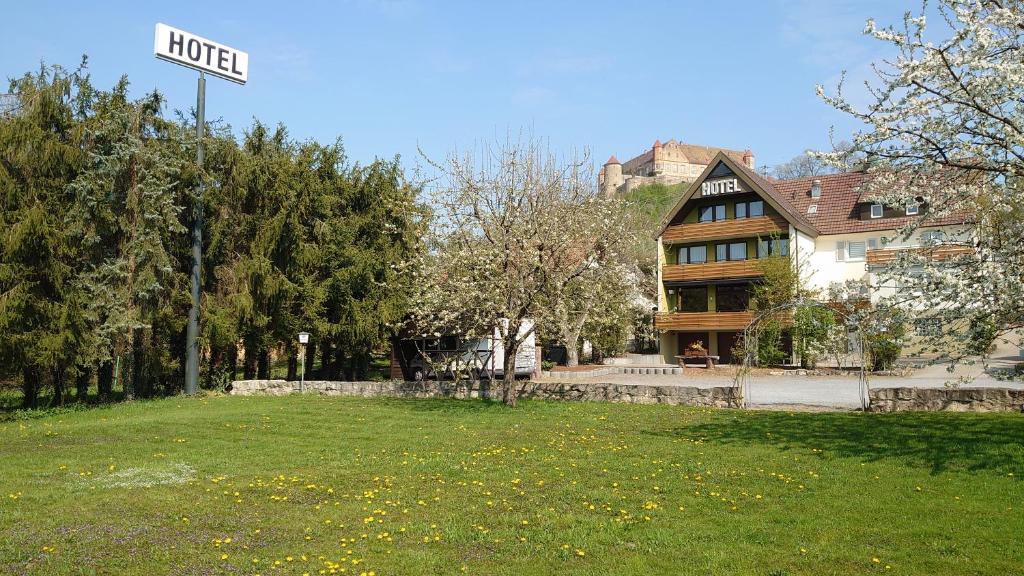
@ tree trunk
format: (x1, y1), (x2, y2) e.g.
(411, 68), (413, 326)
(305, 341), (317, 378)
(97, 360), (113, 400)
(566, 345), (580, 367)
(501, 338), (518, 407)
(228, 344), (238, 382)
(332, 343), (347, 380)
(243, 343), (258, 379)
(21, 366), (38, 409)
(76, 366), (91, 402)
(208, 346), (223, 389)
(286, 350), (298, 381)
(560, 304), (589, 368)
(257, 349), (270, 380)
(52, 366), (65, 407)
(320, 339), (334, 379)
(129, 328), (144, 400)
(353, 350), (369, 381)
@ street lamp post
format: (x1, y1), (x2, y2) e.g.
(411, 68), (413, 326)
(651, 306), (660, 354)
(298, 332), (310, 392)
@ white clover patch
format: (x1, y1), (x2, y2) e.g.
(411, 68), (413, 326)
(92, 462), (196, 488)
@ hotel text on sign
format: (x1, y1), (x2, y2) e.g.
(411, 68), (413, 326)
(154, 23), (248, 84)
(701, 178), (743, 197)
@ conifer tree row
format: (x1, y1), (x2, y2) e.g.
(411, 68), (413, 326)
(0, 61), (423, 407)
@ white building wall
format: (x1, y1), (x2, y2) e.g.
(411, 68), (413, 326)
(801, 225), (970, 302)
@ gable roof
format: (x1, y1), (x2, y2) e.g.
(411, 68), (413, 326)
(655, 152), (818, 239)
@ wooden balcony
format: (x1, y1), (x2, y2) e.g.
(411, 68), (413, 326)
(866, 245), (974, 266)
(654, 310), (794, 331)
(662, 214), (788, 244)
(662, 260), (763, 282)
(655, 311), (755, 330)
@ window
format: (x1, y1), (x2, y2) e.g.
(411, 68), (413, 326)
(870, 204), (884, 218)
(868, 238), (878, 250)
(729, 242), (747, 261)
(715, 242), (747, 261)
(807, 204), (818, 214)
(749, 200), (764, 217)
(848, 241), (867, 260)
(678, 286), (708, 313)
(914, 318), (942, 337)
(716, 284), (751, 312)
(677, 244), (707, 264)
(921, 230), (946, 244)
(758, 238), (790, 258)
(835, 241), (846, 261)
(905, 203), (919, 216)
(699, 203), (727, 223)
(734, 200), (763, 219)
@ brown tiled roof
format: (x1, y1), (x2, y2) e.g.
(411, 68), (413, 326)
(772, 172), (969, 235)
(727, 155), (818, 233)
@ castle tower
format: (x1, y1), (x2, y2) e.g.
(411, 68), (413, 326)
(652, 140), (663, 176)
(601, 155), (623, 197)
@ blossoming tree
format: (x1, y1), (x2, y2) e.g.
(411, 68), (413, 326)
(818, 0), (1024, 361)
(410, 138), (635, 405)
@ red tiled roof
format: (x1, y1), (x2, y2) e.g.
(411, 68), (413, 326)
(605, 155), (620, 165)
(772, 172), (969, 235)
(728, 156), (818, 233)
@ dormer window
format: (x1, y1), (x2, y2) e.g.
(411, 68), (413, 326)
(807, 204), (818, 214)
(905, 203), (919, 216)
(870, 204), (884, 218)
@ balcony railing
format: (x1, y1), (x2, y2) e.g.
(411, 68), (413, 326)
(654, 311), (755, 330)
(866, 245), (974, 266)
(662, 214), (788, 244)
(662, 260), (763, 282)
(654, 310), (794, 331)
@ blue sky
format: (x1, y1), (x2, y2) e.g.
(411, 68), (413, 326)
(2, 0), (912, 173)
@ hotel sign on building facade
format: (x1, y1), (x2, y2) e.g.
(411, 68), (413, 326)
(700, 178), (746, 196)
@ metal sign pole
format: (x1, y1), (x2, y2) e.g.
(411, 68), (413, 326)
(184, 72), (205, 395)
(300, 344), (306, 392)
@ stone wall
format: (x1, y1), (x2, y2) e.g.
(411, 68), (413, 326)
(869, 387), (1024, 413)
(229, 379), (740, 408)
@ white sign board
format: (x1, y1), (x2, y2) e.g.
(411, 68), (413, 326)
(154, 23), (248, 84)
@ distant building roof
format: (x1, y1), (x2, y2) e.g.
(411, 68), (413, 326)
(0, 94), (18, 117)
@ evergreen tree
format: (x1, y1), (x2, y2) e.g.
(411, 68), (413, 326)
(0, 62), (92, 407)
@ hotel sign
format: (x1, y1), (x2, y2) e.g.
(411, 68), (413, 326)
(701, 178), (744, 197)
(154, 23), (248, 84)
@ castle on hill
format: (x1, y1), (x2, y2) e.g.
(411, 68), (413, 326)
(599, 139), (755, 197)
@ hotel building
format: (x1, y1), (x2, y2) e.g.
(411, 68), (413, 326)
(651, 152), (970, 364)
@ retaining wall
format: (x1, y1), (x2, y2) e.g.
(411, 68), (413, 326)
(548, 366), (683, 379)
(869, 387), (1024, 413)
(229, 379), (739, 408)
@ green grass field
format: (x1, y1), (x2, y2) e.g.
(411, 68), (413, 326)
(1, 396), (1022, 575)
